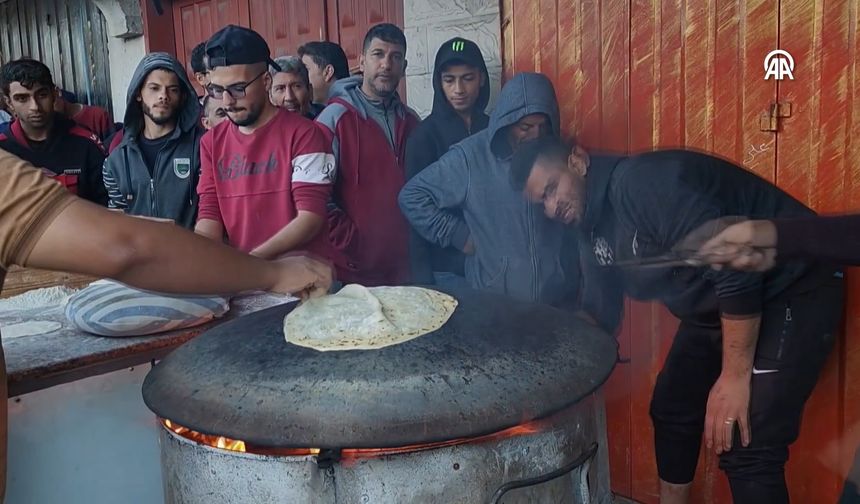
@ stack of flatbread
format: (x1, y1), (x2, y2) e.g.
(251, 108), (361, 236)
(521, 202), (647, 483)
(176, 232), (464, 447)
(284, 285), (458, 351)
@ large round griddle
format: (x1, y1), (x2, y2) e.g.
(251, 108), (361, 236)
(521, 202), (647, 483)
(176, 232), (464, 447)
(142, 286), (617, 448)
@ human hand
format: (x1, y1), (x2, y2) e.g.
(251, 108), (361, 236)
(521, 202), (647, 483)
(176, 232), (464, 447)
(270, 256), (333, 299)
(250, 247), (270, 259)
(698, 220), (778, 271)
(675, 218), (778, 271)
(705, 373), (751, 454)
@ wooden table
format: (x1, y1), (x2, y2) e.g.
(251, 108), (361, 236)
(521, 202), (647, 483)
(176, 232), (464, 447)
(1, 293), (292, 396)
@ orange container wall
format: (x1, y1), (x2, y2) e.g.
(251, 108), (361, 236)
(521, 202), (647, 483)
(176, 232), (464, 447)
(501, 1), (860, 502)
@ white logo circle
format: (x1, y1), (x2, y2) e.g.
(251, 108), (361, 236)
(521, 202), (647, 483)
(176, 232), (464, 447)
(764, 49), (794, 72)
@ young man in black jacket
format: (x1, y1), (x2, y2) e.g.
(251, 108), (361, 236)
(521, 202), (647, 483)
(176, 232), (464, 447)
(511, 137), (844, 504)
(0, 59), (107, 205)
(404, 37), (490, 286)
(102, 53), (204, 229)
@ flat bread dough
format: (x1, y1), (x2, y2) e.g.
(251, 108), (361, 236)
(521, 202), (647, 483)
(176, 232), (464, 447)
(2, 321), (62, 339)
(284, 285), (458, 351)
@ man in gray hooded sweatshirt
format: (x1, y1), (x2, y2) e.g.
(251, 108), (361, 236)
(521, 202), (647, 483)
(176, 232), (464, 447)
(102, 53), (204, 229)
(399, 72), (573, 305)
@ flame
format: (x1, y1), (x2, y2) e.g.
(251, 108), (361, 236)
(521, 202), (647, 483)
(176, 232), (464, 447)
(339, 417), (546, 463)
(162, 419), (247, 453)
(161, 415), (548, 460)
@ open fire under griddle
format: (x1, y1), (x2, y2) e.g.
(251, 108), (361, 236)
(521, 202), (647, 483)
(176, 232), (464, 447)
(142, 287), (617, 503)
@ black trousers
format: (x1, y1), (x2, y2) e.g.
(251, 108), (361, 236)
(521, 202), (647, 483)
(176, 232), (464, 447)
(650, 273), (843, 503)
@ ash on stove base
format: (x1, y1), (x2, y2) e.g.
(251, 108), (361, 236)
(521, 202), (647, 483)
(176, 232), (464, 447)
(158, 394), (611, 504)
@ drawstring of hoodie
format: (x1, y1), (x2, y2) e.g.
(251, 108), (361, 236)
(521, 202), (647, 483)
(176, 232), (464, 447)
(188, 127), (200, 208)
(123, 146), (133, 204)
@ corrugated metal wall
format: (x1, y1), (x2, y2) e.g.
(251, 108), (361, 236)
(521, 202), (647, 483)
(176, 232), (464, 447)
(0, 0), (112, 112)
(502, 0), (860, 503)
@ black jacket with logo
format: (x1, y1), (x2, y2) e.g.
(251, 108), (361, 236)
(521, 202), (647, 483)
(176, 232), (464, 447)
(0, 117), (107, 205)
(578, 150), (823, 329)
(404, 38), (491, 284)
(103, 53), (203, 229)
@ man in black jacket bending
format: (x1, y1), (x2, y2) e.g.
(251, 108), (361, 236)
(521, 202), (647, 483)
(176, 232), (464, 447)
(510, 137), (844, 504)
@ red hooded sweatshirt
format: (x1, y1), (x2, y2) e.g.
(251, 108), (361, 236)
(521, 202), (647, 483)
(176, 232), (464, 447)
(315, 76), (419, 286)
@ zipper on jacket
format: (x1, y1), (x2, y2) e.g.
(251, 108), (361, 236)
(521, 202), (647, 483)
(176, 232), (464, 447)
(150, 145), (166, 216)
(777, 302), (792, 360)
(150, 179), (156, 215)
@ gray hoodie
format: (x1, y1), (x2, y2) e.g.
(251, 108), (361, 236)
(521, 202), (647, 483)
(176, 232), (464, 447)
(399, 72), (572, 304)
(102, 52), (203, 228)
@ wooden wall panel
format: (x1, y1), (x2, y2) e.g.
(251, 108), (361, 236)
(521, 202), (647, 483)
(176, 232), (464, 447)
(172, 0), (245, 93)
(776, 0), (860, 499)
(248, 0), (327, 58)
(841, 0), (860, 493)
(334, 0), (403, 69)
(0, 0), (113, 112)
(503, 1), (858, 503)
(142, 0), (177, 55)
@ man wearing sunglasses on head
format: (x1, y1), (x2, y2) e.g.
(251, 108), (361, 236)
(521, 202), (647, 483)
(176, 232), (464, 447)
(195, 25), (335, 261)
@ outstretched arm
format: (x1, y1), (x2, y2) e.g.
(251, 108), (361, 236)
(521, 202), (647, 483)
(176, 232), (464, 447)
(25, 199), (332, 298)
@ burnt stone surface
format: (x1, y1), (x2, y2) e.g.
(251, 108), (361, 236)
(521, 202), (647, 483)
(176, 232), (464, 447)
(142, 287), (618, 448)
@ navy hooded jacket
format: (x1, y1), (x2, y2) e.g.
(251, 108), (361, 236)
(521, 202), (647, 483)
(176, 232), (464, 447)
(400, 73), (575, 305)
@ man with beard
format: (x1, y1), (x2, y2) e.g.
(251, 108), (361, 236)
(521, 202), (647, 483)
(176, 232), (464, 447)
(102, 53), (205, 229)
(270, 56), (323, 119)
(316, 23), (420, 286)
(195, 25), (334, 260)
(510, 137), (844, 503)
(0, 59), (107, 205)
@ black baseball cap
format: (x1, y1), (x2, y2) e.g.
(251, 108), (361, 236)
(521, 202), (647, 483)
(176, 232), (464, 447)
(204, 25), (281, 71)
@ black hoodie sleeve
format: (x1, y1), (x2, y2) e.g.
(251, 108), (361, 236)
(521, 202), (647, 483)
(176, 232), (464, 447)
(405, 125), (441, 284)
(611, 163), (764, 317)
(773, 215), (860, 265)
(405, 124), (438, 180)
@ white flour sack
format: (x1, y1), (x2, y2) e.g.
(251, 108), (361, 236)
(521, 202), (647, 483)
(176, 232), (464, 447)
(65, 280), (230, 337)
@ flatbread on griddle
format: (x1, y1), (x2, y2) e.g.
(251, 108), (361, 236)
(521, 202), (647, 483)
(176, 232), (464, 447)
(284, 285), (458, 351)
